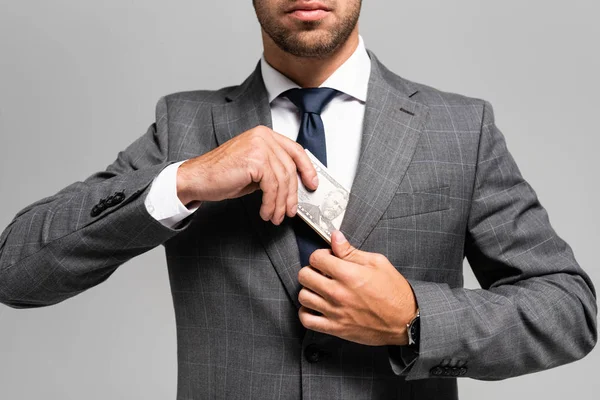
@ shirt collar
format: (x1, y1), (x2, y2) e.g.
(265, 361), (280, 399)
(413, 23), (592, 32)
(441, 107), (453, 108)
(260, 35), (371, 104)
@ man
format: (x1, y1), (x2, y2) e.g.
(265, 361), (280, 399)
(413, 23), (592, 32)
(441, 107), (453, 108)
(0, 1), (596, 399)
(298, 189), (349, 237)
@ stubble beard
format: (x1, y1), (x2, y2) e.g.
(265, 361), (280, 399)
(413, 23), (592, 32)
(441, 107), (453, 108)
(255, 2), (361, 58)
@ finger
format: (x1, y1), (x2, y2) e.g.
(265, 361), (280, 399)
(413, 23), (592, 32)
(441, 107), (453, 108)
(264, 138), (299, 218)
(330, 230), (372, 265)
(266, 150), (289, 225)
(298, 287), (332, 316)
(298, 265), (335, 302)
(308, 248), (339, 280)
(271, 133), (319, 191)
(298, 306), (336, 334)
(257, 160), (278, 222)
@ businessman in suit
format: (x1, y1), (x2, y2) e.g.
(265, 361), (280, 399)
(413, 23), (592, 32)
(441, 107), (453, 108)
(0, 0), (597, 399)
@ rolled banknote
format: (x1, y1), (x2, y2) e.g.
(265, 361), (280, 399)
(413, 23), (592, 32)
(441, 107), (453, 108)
(297, 150), (350, 244)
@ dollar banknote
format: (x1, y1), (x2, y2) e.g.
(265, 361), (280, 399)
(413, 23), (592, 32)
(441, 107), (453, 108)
(297, 150), (350, 244)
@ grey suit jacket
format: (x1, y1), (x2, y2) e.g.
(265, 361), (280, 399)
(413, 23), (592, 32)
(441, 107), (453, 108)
(0, 51), (597, 400)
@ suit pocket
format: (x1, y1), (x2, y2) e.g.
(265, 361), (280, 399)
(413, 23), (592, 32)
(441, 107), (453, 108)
(381, 185), (450, 219)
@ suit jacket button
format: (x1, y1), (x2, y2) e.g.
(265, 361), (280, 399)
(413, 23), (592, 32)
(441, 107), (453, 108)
(430, 366), (444, 376)
(105, 196), (116, 207)
(91, 205), (102, 217)
(459, 367), (468, 376)
(304, 344), (322, 363)
(95, 200), (106, 211)
(113, 192), (125, 203)
(450, 367), (460, 377)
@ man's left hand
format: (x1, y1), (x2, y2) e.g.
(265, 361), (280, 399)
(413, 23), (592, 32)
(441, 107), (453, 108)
(297, 231), (418, 346)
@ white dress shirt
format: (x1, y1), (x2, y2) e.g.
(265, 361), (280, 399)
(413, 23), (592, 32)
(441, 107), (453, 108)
(145, 36), (371, 227)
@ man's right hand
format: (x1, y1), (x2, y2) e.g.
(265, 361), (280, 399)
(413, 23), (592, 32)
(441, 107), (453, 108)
(176, 125), (319, 225)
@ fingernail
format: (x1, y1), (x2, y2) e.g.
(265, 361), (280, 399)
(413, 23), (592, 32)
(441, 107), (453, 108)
(260, 210), (270, 222)
(334, 230), (346, 244)
(291, 204), (297, 215)
(312, 176), (319, 187)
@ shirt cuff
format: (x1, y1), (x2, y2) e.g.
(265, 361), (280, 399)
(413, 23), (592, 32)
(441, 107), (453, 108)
(144, 161), (200, 228)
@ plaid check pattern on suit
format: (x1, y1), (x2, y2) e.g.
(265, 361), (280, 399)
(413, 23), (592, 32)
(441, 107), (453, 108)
(0, 51), (596, 399)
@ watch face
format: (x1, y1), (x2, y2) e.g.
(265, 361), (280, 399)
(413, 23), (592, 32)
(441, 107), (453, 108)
(409, 316), (420, 346)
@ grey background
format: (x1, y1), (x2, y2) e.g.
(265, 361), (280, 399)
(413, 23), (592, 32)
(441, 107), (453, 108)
(0, 0), (598, 398)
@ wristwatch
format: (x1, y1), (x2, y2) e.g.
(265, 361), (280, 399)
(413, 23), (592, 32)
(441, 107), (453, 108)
(406, 308), (420, 348)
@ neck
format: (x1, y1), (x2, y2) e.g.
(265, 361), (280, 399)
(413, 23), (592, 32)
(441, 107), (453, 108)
(262, 28), (360, 88)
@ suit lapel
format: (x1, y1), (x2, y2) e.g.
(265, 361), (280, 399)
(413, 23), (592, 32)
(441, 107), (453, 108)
(212, 63), (304, 308)
(340, 52), (430, 249)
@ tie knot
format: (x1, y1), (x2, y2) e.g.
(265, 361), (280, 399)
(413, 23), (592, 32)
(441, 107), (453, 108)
(283, 87), (339, 115)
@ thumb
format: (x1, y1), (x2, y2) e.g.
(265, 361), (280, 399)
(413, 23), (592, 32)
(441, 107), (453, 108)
(331, 231), (367, 264)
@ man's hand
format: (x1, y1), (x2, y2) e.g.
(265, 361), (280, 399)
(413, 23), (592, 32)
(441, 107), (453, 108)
(176, 125), (319, 225)
(297, 231), (418, 346)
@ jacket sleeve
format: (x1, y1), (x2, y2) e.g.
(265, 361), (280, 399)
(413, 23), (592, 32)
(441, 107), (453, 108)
(0, 96), (186, 309)
(391, 100), (597, 381)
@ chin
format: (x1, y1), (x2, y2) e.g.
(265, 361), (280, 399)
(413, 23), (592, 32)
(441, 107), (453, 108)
(279, 30), (340, 58)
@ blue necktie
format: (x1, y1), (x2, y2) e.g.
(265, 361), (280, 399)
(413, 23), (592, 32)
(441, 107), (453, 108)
(283, 87), (339, 267)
